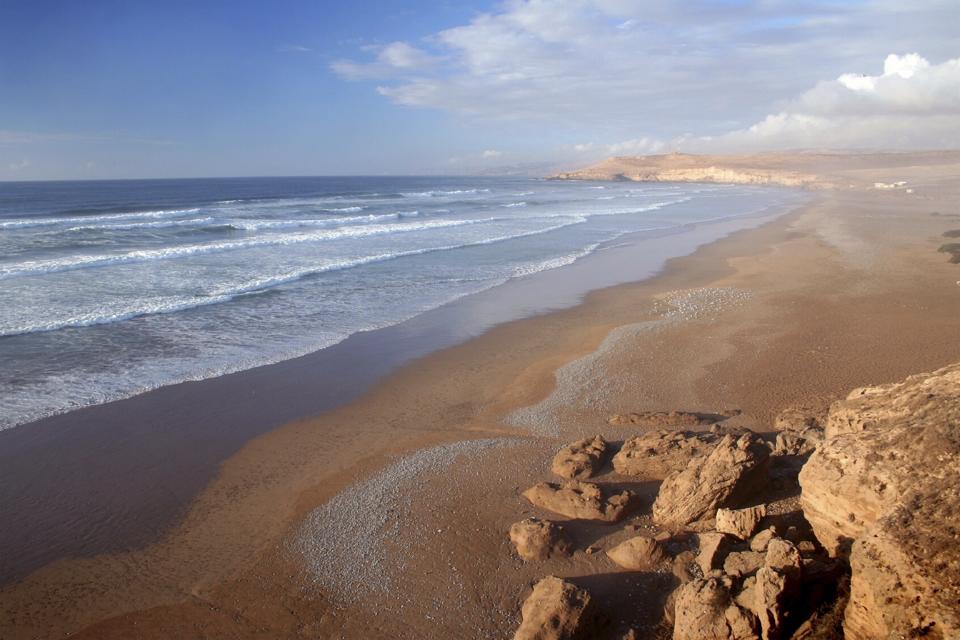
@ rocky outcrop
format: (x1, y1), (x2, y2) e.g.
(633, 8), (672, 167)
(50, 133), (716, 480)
(513, 576), (595, 640)
(523, 480), (633, 522)
(509, 518), (572, 561)
(551, 435), (607, 480)
(716, 506), (766, 540)
(612, 431), (717, 479)
(653, 434), (771, 528)
(798, 363), (960, 639)
(824, 363), (960, 438)
(605, 535), (666, 571)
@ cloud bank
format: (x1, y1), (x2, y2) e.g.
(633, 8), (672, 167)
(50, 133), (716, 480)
(332, 0), (959, 152)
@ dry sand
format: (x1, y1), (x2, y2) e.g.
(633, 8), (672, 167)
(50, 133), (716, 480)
(1, 155), (959, 639)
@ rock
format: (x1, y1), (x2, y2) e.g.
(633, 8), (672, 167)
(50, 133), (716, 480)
(824, 363), (960, 438)
(799, 363), (960, 554)
(523, 480), (633, 522)
(605, 535), (666, 570)
(612, 430), (717, 479)
(716, 505), (767, 540)
(513, 576), (595, 640)
(750, 528), (777, 553)
(608, 410), (725, 428)
(773, 407), (822, 432)
(796, 369), (960, 639)
(672, 576), (759, 640)
(844, 485), (960, 640)
(551, 435), (607, 480)
(653, 434), (771, 528)
(509, 518), (572, 561)
(765, 539), (802, 582)
(795, 541), (816, 555)
(723, 551), (765, 578)
(746, 567), (789, 640)
(672, 550), (698, 584)
(696, 532), (731, 574)
(773, 428), (822, 457)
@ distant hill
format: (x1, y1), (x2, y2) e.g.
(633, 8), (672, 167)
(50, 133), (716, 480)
(550, 150), (960, 189)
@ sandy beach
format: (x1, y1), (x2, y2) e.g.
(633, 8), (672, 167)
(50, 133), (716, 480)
(2, 155), (960, 639)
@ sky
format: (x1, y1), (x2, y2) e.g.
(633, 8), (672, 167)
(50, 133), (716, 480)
(0, 0), (957, 180)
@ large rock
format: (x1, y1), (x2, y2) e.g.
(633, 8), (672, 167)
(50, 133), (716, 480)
(608, 410), (727, 428)
(672, 576), (759, 640)
(716, 506), (766, 540)
(552, 435), (607, 479)
(605, 535), (666, 570)
(513, 576), (595, 640)
(523, 480), (632, 522)
(824, 363), (960, 438)
(797, 363), (960, 639)
(612, 430), (717, 479)
(723, 551), (765, 578)
(509, 518), (572, 561)
(773, 407), (822, 433)
(697, 532), (731, 574)
(653, 434), (771, 528)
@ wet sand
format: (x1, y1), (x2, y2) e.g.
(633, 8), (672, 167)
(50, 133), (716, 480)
(2, 159), (960, 639)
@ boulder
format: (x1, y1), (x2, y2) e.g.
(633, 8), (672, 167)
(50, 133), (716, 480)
(745, 567), (789, 640)
(513, 576), (595, 640)
(749, 528), (777, 553)
(612, 430), (717, 479)
(716, 506), (766, 540)
(672, 576), (759, 640)
(509, 518), (572, 561)
(551, 435), (607, 480)
(697, 532), (731, 574)
(653, 434), (771, 528)
(523, 480), (632, 522)
(824, 363), (960, 438)
(723, 551), (765, 578)
(773, 408), (822, 432)
(773, 428), (822, 457)
(608, 410), (726, 428)
(797, 364), (960, 639)
(605, 535), (666, 570)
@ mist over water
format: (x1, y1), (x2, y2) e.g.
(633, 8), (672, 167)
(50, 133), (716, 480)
(0, 176), (803, 430)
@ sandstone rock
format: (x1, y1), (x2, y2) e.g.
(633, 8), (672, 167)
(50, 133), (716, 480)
(765, 539), (802, 582)
(799, 363), (960, 638)
(551, 435), (607, 480)
(672, 576), (759, 640)
(513, 576), (594, 640)
(750, 528), (777, 553)
(746, 567), (789, 640)
(723, 551), (765, 578)
(824, 362), (960, 438)
(773, 407), (822, 432)
(509, 518), (572, 561)
(653, 434), (771, 528)
(716, 505), (767, 540)
(523, 480), (632, 522)
(672, 550), (698, 584)
(605, 535), (666, 570)
(697, 532), (731, 574)
(608, 410), (725, 428)
(612, 430), (717, 479)
(773, 428), (822, 456)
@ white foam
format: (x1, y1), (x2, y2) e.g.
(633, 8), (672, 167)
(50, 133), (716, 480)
(0, 208), (202, 229)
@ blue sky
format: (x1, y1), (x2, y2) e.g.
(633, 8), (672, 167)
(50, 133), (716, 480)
(1, 0), (957, 180)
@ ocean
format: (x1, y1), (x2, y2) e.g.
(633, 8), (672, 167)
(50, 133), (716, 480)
(0, 176), (805, 430)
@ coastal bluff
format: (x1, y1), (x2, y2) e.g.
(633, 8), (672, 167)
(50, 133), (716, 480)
(550, 150), (960, 190)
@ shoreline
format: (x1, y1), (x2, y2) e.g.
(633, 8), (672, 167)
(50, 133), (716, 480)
(0, 191), (802, 584)
(3, 162), (960, 638)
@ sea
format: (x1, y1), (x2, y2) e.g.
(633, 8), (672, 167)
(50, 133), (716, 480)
(0, 176), (806, 431)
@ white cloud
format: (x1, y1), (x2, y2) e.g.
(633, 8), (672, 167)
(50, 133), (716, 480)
(277, 44), (312, 53)
(331, 1), (958, 151)
(7, 159), (31, 171)
(700, 53), (960, 150)
(482, 149), (502, 158)
(332, 41), (437, 80)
